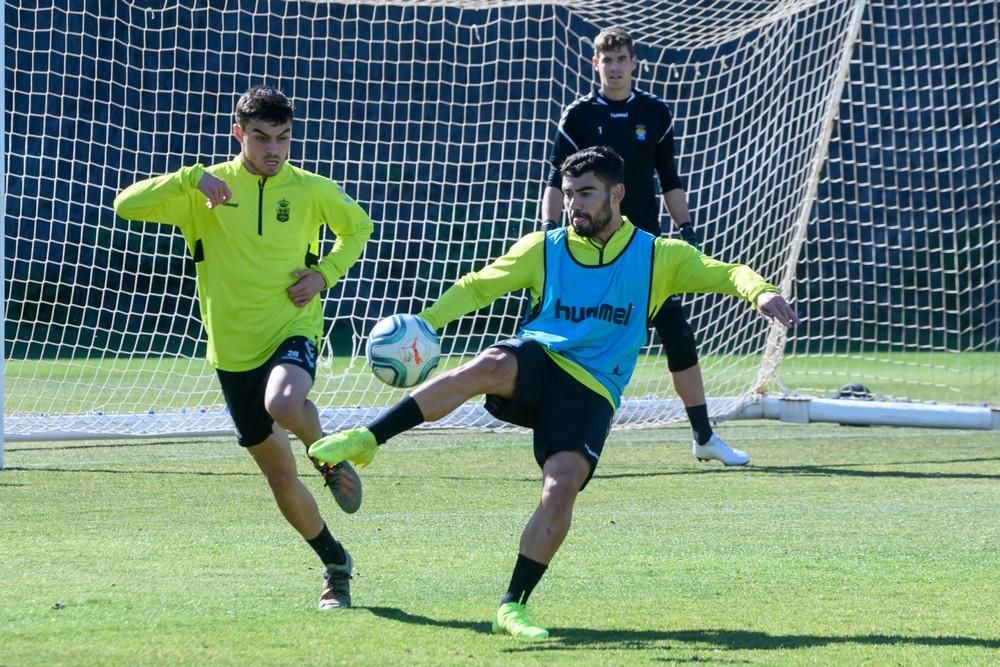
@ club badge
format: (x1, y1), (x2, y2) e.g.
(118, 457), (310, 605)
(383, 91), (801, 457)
(276, 199), (290, 223)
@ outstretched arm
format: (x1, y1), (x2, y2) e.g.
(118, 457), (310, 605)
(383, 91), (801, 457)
(651, 238), (798, 326)
(419, 233), (545, 331)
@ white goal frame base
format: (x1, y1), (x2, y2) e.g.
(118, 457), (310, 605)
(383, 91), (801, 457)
(741, 396), (1000, 431)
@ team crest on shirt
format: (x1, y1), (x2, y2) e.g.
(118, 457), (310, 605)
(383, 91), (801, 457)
(276, 199), (290, 222)
(635, 124), (647, 141)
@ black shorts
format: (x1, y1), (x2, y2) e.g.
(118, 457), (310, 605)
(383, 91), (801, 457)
(216, 336), (319, 446)
(484, 338), (614, 489)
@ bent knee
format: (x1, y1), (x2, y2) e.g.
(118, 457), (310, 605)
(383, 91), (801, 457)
(544, 473), (578, 497)
(260, 466), (299, 491)
(265, 395), (304, 426)
(542, 455), (589, 502)
(456, 347), (518, 389)
(540, 475), (582, 515)
(472, 347), (517, 373)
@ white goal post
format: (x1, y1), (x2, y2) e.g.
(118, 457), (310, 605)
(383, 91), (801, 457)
(2, 0), (997, 456)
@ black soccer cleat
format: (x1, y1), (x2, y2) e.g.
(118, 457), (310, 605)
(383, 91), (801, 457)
(311, 458), (363, 514)
(319, 551), (353, 610)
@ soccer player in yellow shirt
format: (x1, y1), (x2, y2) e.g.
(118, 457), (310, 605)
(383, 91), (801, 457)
(310, 146), (798, 636)
(113, 85), (374, 610)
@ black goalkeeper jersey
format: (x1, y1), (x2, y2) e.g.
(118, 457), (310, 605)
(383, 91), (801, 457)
(546, 88), (684, 235)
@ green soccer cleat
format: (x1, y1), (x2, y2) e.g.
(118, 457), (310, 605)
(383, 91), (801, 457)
(491, 602), (550, 640)
(308, 428), (378, 467)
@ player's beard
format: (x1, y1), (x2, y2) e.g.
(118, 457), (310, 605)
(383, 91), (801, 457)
(571, 198), (613, 238)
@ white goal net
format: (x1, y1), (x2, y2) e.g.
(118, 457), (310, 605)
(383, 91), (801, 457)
(3, 0), (997, 443)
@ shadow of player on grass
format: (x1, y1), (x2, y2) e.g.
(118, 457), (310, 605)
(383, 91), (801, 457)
(363, 606), (999, 655)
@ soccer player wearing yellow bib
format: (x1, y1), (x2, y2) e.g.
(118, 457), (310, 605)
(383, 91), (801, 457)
(309, 146), (799, 637)
(113, 85), (374, 610)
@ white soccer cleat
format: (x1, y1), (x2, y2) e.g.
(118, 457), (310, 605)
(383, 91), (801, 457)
(693, 434), (751, 466)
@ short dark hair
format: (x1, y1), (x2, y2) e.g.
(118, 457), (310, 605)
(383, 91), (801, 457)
(594, 27), (635, 57)
(234, 85), (294, 128)
(560, 146), (625, 187)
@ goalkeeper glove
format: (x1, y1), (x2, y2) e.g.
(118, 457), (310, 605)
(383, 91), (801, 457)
(540, 219), (559, 231)
(677, 222), (702, 251)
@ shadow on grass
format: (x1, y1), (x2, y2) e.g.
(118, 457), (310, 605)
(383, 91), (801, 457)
(511, 627), (1000, 655)
(8, 439), (214, 452)
(751, 463), (1000, 481)
(373, 472), (539, 485)
(597, 456), (1000, 482)
(2, 466), (257, 477)
(363, 608), (999, 654)
(7, 456), (999, 484)
(364, 606), (490, 634)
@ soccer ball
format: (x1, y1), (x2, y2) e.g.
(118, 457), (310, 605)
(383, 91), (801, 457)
(365, 314), (441, 388)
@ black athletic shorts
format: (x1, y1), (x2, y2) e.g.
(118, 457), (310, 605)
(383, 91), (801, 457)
(215, 336), (319, 447)
(484, 337), (614, 489)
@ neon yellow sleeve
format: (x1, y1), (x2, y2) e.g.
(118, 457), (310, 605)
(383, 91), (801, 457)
(312, 179), (375, 289)
(418, 232), (545, 330)
(650, 238), (779, 317)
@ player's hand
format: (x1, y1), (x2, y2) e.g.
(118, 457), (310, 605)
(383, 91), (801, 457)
(198, 173), (233, 209)
(288, 269), (326, 307)
(677, 223), (702, 251)
(756, 292), (800, 328)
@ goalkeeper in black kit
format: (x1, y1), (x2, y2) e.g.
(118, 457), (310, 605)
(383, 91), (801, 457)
(540, 26), (750, 465)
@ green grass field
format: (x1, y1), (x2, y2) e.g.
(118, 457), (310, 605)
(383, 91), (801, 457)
(2, 423), (998, 665)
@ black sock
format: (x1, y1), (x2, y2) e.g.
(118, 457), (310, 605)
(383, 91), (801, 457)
(499, 554), (548, 606)
(306, 523), (347, 567)
(368, 395), (425, 445)
(686, 404), (713, 445)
